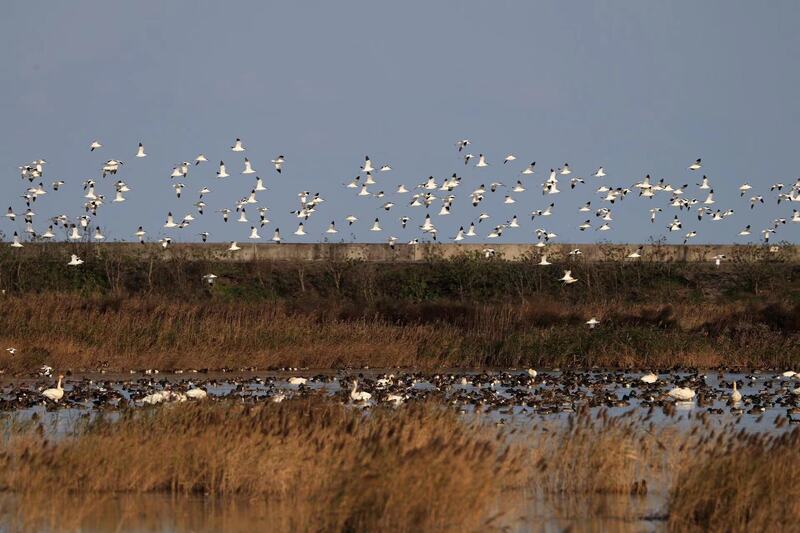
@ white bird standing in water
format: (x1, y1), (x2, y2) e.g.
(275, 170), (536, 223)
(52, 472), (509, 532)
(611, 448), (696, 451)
(42, 375), (65, 402)
(731, 381), (742, 403)
(350, 380), (372, 402)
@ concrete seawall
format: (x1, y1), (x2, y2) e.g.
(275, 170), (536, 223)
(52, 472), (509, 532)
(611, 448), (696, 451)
(4, 242), (799, 262)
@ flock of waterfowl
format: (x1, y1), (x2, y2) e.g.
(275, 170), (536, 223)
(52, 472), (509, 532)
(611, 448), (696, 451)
(6, 139), (800, 260)
(4, 368), (800, 429)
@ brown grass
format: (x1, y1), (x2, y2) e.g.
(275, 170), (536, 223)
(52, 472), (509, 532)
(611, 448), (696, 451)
(0, 400), (524, 532)
(668, 429), (800, 532)
(0, 400), (797, 531)
(1, 292), (799, 373)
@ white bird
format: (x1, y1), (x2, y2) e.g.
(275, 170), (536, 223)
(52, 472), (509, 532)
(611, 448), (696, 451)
(68, 225), (81, 241)
(266, 155), (284, 174)
(217, 161), (230, 178)
(231, 138), (245, 152)
(688, 158), (702, 171)
(559, 270), (577, 284)
(10, 232), (23, 248)
(42, 375), (65, 402)
(249, 226), (261, 240)
(586, 317), (600, 329)
(641, 373), (658, 384)
(667, 387), (695, 401)
(186, 387), (208, 400)
(228, 242), (241, 252)
(294, 223), (306, 236)
(90, 140), (102, 151)
(272, 229), (282, 242)
(288, 377), (307, 385)
(136, 142), (147, 158)
(475, 154), (488, 168)
(731, 382), (742, 403)
(627, 246), (643, 259)
(6, 348), (17, 356)
(164, 212), (178, 228)
(350, 380), (372, 402)
(68, 254), (84, 266)
(504, 154), (516, 164)
(361, 156), (374, 174)
(203, 274), (218, 285)
(195, 154), (208, 165)
(242, 158), (256, 174)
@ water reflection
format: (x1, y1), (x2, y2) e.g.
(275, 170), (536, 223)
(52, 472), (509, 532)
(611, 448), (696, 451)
(0, 492), (669, 533)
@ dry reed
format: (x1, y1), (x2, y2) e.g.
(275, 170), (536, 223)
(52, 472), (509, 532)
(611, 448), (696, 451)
(0, 400), (524, 532)
(668, 429), (800, 532)
(0, 292), (798, 373)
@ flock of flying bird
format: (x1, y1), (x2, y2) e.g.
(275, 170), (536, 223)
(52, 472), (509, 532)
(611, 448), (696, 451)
(5, 138), (800, 275)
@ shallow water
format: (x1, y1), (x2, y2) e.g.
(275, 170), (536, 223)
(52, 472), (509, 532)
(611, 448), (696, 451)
(0, 491), (668, 533)
(1, 368), (796, 532)
(2, 369), (798, 435)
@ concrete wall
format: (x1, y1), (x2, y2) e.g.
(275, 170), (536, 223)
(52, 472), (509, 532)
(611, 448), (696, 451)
(5, 242), (800, 263)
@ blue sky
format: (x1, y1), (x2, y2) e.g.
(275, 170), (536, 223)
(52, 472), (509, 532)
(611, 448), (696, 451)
(1, 1), (799, 244)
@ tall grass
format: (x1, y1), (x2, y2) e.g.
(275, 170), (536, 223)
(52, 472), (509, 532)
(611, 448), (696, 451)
(2, 401), (796, 531)
(1, 253), (798, 372)
(1, 292), (799, 372)
(0, 400), (524, 532)
(668, 430), (800, 532)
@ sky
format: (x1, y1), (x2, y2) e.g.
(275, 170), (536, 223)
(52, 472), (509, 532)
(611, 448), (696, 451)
(1, 0), (799, 244)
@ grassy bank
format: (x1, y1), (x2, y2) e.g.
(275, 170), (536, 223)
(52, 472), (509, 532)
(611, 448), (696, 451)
(1, 401), (797, 532)
(0, 252), (798, 372)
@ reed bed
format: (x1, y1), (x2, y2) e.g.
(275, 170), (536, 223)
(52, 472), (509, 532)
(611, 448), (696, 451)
(0, 292), (799, 372)
(668, 429), (800, 532)
(0, 400), (524, 532)
(0, 401), (797, 531)
(0, 253), (798, 372)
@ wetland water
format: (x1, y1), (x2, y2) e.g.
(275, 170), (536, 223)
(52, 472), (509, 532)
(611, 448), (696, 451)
(1, 368), (797, 531)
